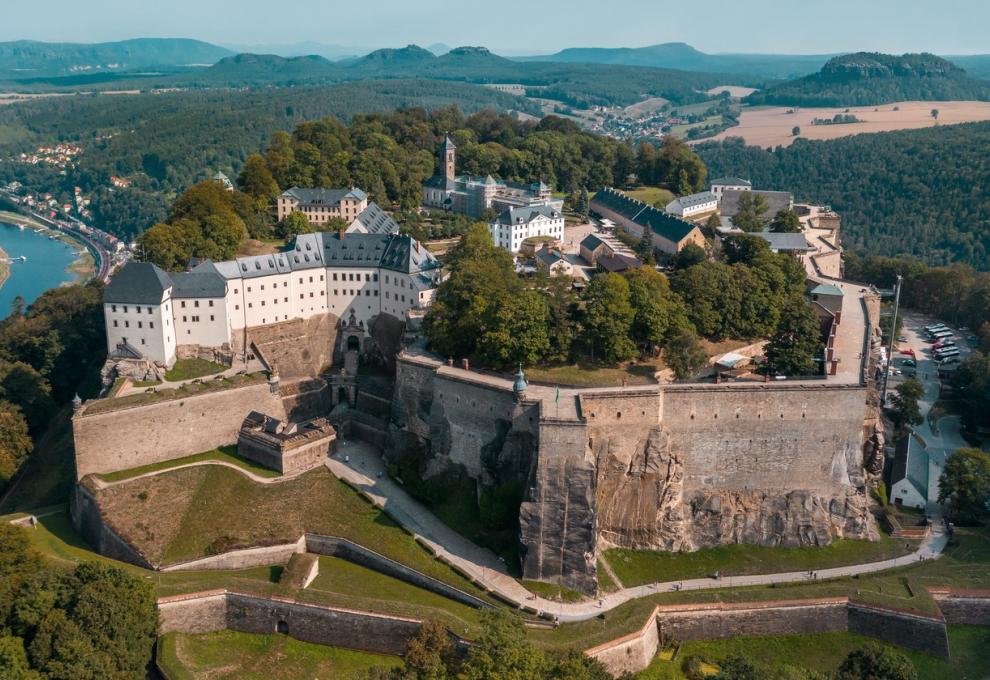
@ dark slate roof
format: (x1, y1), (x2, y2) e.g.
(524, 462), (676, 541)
(170, 271), (227, 299)
(758, 232), (814, 253)
(720, 189), (793, 219)
(536, 249), (565, 266)
(598, 253), (642, 273)
(580, 234), (605, 251)
(350, 202), (401, 235)
(442, 134), (456, 151)
(668, 191), (717, 210)
(710, 177), (752, 187)
(281, 186), (367, 206)
(495, 204), (561, 225)
(891, 436), (929, 499)
(104, 261), (172, 305)
(591, 188), (699, 244)
(381, 234), (442, 274)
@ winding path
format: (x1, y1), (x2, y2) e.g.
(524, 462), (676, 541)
(329, 439), (948, 623)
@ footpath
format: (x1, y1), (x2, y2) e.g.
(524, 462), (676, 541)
(328, 439), (948, 624)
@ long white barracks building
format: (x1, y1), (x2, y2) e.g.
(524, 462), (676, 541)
(103, 230), (443, 366)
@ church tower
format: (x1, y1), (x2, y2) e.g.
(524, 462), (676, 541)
(441, 134), (456, 181)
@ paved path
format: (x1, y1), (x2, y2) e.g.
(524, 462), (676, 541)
(87, 459), (299, 491)
(328, 439), (949, 623)
(118, 357), (266, 397)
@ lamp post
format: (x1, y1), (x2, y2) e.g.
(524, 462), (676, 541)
(881, 274), (903, 406)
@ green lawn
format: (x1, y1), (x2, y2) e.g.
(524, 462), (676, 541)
(92, 464), (491, 599)
(82, 373), (267, 415)
(164, 358), (228, 382)
(94, 445), (280, 483)
(635, 626), (990, 680)
(157, 630), (401, 680)
(607, 534), (915, 586)
(526, 359), (661, 387)
(520, 579), (585, 603)
(622, 186), (675, 208)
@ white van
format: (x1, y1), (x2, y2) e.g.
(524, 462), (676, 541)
(936, 349), (961, 361)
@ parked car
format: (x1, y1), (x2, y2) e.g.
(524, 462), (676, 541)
(906, 369), (917, 378)
(897, 335), (908, 342)
(901, 359), (917, 367)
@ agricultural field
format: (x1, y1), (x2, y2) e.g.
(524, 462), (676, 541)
(704, 100), (990, 148)
(623, 96), (670, 117)
(706, 85), (759, 98)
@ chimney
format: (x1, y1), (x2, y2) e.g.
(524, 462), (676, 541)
(338, 228), (345, 240)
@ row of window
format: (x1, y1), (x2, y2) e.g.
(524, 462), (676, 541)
(113, 320), (155, 329)
(179, 300), (214, 308)
(110, 304), (153, 314)
(180, 315), (215, 323)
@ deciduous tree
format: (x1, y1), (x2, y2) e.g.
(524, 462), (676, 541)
(938, 447), (990, 524)
(581, 273), (636, 363)
(764, 295), (822, 376)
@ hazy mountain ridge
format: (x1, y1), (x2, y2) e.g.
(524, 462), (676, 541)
(747, 52), (990, 106)
(0, 38), (232, 77)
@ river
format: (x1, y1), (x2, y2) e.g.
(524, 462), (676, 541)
(0, 221), (80, 315)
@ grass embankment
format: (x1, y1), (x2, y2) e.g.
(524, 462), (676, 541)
(635, 626), (990, 680)
(526, 359), (662, 387)
(82, 373), (266, 415)
(520, 580), (585, 603)
(92, 464), (484, 595)
(164, 358), (228, 382)
(23, 512), (491, 637)
(531, 527), (990, 652)
(94, 445), (280, 483)
(157, 629), (401, 680)
(622, 186), (675, 207)
(607, 534), (915, 586)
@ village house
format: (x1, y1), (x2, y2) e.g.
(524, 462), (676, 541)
(276, 187), (369, 224)
(489, 204), (564, 252)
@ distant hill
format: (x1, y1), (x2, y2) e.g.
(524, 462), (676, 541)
(201, 53), (339, 85)
(519, 42), (834, 80)
(0, 38), (231, 78)
(747, 52), (990, 106)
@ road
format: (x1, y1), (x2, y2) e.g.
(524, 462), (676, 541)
(328, 438), (948, 623)
(893, 312), (973, 514)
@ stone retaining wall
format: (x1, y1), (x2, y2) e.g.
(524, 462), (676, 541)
(161, 538), (306, 572)
(71, 483), (154, 569)
(586, 597), (955, 678)
(929, 589), (990, 625)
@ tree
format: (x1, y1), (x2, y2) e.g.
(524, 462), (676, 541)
(835, 644), (917, 680)
(401, 619), (456, 680)
(625, 266), (689, 355)
(792, 126), (801, 137)
(931, 108), (940, 121)
(0, 402), (32, 487)
(675, 243), (707, 269)
(460, 610), (547, 680)
(938, 447), (990, 524)
(713, 655), (761, 680)
(731, 191), (770, 232)
(769, 209), (803, 233)
(237, 153), (279, 206)
(477, 290), (551, 368)
(887, 378), (924, 431)
(574, 188), (590, 220)
(664, 326), (708, 379)
(764, 296), (822, 376)
(636, 229), (656, 265)
(581, 273), (636, 363)
(543, 273), (579, 364)
(277, 210), (315, 240)
(0, 636), (38, 680)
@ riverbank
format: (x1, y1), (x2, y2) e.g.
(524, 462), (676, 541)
(0, 244), (8, 292)
(0, 211), (95, 284)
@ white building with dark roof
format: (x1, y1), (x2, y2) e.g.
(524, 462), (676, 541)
(665, 191), (718, 219)
(104, 231), (443, 367)
(709, 177), (752, 198)
(489, 204), (564, 252)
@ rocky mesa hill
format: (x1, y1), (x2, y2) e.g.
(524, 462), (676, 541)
(747, 52), (990, 106)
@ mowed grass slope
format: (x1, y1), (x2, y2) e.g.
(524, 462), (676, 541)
(93, 465), (482, 593)
(157, 630), (401, 680)
(635, 626), (990, 680)
(607, 533), (915, 586)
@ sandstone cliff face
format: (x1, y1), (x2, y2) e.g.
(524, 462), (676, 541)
(593, 424), (877, 554)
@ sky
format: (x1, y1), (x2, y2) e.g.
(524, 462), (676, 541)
(2, 0), (988, 55)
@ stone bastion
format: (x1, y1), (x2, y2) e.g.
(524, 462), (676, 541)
(389, 352), (881, 594)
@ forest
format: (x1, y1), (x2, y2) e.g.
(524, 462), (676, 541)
(0, 81), (533, 238)
(747, 52), (990, 107)
(696, 123), (990, 269)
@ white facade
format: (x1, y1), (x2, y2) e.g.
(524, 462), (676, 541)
(104, 232), (442, 366)
(665, 191), (719, 219)
(709, 178), (752, 198)
(489, 205), (564, 253)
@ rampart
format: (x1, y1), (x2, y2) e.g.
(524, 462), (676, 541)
(157, 589), (467, 658)
(585, 597), (953, 677)
(391, 352), (877, 592)
(71, 376), (336, 479)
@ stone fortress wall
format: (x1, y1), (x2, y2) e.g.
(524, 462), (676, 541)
(389, 352), (877, 593)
